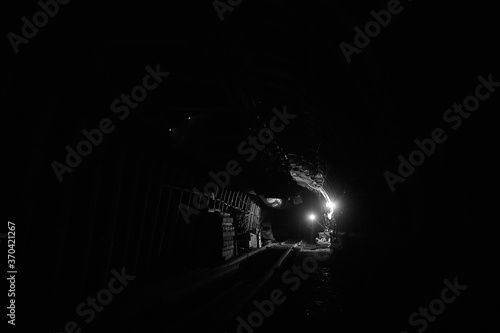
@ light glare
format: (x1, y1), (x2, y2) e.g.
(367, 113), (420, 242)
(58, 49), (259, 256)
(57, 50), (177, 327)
(326, 201), (336, 210)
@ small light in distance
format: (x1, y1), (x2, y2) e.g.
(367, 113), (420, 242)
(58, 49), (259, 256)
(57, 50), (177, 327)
(308, 213), (316, 221)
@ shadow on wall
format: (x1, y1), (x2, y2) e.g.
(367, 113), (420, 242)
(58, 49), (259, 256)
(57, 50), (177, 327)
(260, 222), (276, 245)
(259, 209), (293, 242)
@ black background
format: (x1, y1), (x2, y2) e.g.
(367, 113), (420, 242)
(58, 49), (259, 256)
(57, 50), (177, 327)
(2, 0), (499, 332)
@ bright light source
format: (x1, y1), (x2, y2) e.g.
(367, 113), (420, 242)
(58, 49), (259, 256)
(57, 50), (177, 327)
(188, 116), (191, 120)
(326, 201), (336, 210)
(308, 214), (316, 221)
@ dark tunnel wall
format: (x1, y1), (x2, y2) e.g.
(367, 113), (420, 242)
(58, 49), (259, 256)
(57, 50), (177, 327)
(11, 107), (263, 326)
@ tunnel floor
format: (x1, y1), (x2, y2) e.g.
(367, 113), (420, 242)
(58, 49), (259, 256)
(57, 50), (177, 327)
(89, 242), (296, 333)
(222, 233), (496, 333)
(87, 233), (496, 333)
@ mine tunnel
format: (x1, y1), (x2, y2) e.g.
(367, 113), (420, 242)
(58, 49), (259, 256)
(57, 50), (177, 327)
(4, 1), (498, 332)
